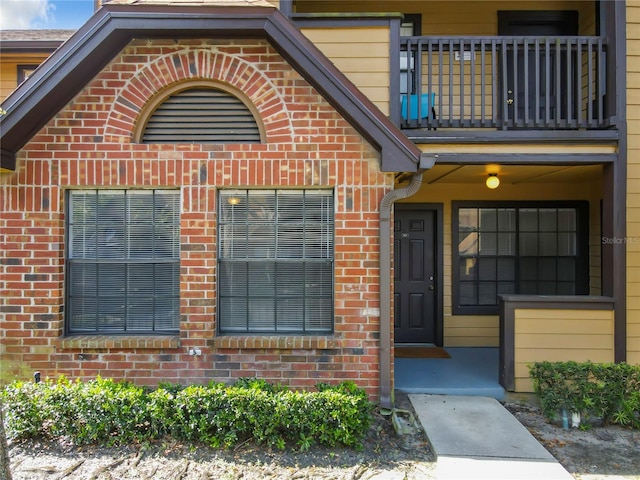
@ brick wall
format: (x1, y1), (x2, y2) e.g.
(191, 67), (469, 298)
(0, 39), (392, 400)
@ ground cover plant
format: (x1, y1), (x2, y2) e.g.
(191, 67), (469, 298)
(0, 377), (373, 451)
(529, 360), (640, 428)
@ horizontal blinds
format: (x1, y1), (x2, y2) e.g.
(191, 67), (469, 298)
(142, 88), (261, 143)
(218, 190), (334, 333)
(67, 190), (180, 334)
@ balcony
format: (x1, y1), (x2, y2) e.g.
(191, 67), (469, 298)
(396, 36), (611, 131)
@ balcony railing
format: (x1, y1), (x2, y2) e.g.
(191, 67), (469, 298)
(399, 36), (610, 130)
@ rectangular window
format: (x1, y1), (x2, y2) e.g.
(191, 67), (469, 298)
(218, 189), (334, 334)
(66, 190), (180, 334)
(453, 202), (589, 315)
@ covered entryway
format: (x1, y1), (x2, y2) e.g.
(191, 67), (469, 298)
(393, 204), (442, 345)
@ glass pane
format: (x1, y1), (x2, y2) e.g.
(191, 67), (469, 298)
(155, 263), (180, 296)
(219, 297), (247, 332)
(558, 232), (576, 256)
(155, 297), (180, 331)
(128, 264), (154, 296)
(539, 258), (557, 281)
(520, 281), (537, 294)
(70, 225), (97, 259)
(98, 298), (125, 331)
(479, 209), (497, 231)
(519, 257), (538, 281)
(306, 263), (333, 295)
(478, 258), (497, 281)
(277, 263), (304, 295)
(305, 298), (332, 332)
(219, 261), (247, 296)
(558, 209), (576, 232)
(478, 232), (497, 255)
(497, 258), (515, 281)
(459, 282), (477, 305)
(277, 191), (304, 223)
(248, 224), (275, 258)
(71, 191), (97, 224)
(519, 209), (538, 232)
(539, 232), (558, 256)
(557, 258), (576, 281)
(458, 208), (478, 231)
(69, 297), (97, 332)
(97, 192), (125, 259)
(497, 209), (516, 231)
(497, 282), (515, 295)
(277, 224), (304, 258)
(520, 232), (538, 255)
(498, 232), (516, 255)
(127, 301), (155, 331)
(459, 258), (477, 281)
(478, 283), (497, 305)
(459, 232), (478, 255)
(70, 263), (97, 296)
(248, 298), (275, 331)
(539, 209), (557, 232)
(276, 300), (303, 331)
(248, 262), (275, 295)
(99, 264), (126, 295)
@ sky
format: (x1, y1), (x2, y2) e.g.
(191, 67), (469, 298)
(0, 0), (95, 30)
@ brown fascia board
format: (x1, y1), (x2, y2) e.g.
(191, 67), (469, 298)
(0, 4), (420, 173)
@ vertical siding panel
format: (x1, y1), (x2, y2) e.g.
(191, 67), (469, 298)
(627, 2), (640, 365)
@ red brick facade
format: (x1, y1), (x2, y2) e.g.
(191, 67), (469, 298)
(0, 39), (392, 399)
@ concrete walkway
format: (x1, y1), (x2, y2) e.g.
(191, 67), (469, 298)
(409, 395), (574, 480)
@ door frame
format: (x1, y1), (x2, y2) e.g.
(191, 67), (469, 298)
(394, 203), (444, 346)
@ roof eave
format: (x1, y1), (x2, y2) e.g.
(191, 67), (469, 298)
(0, 4), (419, 173)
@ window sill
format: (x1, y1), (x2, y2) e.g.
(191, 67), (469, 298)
(214, 335), (338, 350)
(58, 335), (180, 350)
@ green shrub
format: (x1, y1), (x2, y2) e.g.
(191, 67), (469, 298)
(529, 361), (640, 428)
(1, 377), (373, 450)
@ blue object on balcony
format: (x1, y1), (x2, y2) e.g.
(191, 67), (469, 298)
(401, 92), (436, 120)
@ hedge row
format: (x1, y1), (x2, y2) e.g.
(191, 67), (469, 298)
(1, 377), (373, 450)
(529, 361), (640, 428)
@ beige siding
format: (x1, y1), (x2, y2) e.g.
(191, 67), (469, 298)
(0, 54), (48, 102)
(514, 308), (614, 391)
(301, 26), (390, 114)
(629, 2), (640, 366)
(401, 177), (602, 347)
(298, 1), (594, 35)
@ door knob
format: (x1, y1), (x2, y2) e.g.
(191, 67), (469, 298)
(429, 285), (435, 291)
(507, 98), (514, 105)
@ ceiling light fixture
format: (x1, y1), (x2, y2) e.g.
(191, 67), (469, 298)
(486, 173), (500, 189)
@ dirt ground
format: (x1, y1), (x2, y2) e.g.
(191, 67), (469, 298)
(6, 392), (640, 480)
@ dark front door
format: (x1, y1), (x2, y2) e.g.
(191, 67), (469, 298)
(498, 11), (578, 126)
(394, 207), (438, 344)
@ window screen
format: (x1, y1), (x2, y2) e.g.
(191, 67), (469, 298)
(218, 190), (334, 334)
(454, 202), (588, 314)
(66, 190), (180, 334)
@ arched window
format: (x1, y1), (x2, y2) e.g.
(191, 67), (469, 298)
(138, 85), (262, 143)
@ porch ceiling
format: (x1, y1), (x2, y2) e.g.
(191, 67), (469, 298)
(420, 164), (603, 185)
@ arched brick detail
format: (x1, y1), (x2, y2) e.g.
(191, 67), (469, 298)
(105, 45), (294, 144)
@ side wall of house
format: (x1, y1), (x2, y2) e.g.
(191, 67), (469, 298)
(628, 1), (640, 366)
(0, 53), (50, 102)
(0, 38), (391, 399)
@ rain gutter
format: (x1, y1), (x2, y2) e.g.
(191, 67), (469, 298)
(379, 154), (436, 410)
